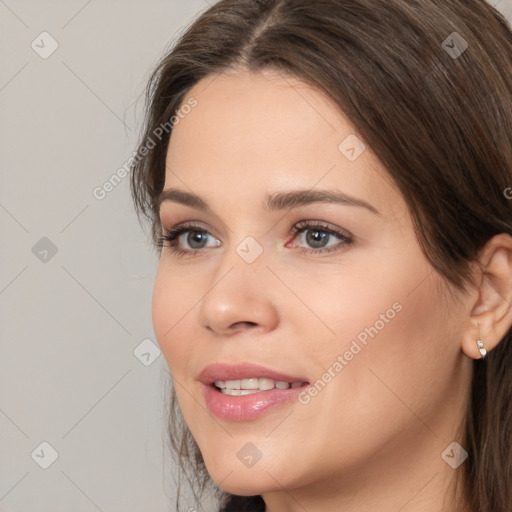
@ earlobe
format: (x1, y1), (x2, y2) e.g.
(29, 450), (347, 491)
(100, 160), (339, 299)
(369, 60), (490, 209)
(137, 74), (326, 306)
(461, 234), (512, 360)
(461, 319), (490, 360)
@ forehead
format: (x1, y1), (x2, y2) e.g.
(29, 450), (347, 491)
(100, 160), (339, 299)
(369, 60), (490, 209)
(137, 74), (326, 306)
(170, 69), (350, 160)
(164, 69), (403, 221)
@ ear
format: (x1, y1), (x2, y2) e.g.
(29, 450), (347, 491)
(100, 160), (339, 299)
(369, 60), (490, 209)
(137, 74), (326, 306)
(462, 233), (512, 359)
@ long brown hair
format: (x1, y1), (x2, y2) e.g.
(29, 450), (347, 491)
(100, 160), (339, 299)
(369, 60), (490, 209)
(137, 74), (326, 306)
(130, 1), (512, 510)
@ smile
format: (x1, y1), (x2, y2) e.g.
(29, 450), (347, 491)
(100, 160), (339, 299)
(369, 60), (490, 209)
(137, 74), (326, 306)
(198, 363), (310, 420)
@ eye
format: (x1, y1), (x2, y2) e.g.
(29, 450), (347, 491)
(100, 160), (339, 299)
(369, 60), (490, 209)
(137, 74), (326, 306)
(157, 221), (221, 256)
(287, 220), (353, 254)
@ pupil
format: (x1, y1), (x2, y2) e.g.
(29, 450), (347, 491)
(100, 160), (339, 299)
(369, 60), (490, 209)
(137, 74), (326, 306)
(306, 230), (328, 248)
(187, 231), (208, 249)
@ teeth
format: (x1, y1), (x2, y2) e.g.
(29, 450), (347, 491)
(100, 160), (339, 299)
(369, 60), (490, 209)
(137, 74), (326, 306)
(259, 378), (275, 390)
(214, 377), (306, 394)
(225, 380), (241, 389)
(241, 378), (259, 389)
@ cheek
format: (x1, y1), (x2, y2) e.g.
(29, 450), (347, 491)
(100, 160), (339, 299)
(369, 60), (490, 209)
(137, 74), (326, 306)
(151, 264), (196, 374)
(287, 250), (441, 357)
(282, 264), (408, 358)
(289, 257), (455, 416)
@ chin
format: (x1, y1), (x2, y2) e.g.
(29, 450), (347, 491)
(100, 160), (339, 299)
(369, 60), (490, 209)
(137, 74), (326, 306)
(208, 471), (275, 496)
(201, 450), (285, 496)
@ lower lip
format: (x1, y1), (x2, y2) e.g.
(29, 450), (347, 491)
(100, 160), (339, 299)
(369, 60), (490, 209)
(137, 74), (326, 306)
(203, 384), (307, 421)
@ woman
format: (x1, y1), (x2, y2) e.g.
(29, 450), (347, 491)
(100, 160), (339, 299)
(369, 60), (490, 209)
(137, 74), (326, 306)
(130, 1), (512, 510)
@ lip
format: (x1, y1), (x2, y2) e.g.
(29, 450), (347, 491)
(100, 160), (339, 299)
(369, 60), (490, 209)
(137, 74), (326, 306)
(198, 362), (310, 421)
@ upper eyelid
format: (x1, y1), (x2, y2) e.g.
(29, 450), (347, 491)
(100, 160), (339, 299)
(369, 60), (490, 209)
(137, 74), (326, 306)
(158, 206), (231, 236)
(162, 220), (216, 235)
(294, 220), (349, 232)
(163, 220), (344, 233)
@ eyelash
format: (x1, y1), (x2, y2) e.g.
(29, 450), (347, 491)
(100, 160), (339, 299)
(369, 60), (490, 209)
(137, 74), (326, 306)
(156, 220), (354, 258)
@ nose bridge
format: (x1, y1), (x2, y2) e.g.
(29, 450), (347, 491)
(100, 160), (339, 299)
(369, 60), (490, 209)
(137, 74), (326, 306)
(198, 233), (278, 334)
(214, 231), (269, 284)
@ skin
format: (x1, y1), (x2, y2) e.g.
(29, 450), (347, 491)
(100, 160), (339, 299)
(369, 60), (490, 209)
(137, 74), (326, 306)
(152, 69), (512, 512)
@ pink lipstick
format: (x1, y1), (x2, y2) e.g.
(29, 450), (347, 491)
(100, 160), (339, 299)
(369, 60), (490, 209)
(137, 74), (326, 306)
(198, 362), (309, 421)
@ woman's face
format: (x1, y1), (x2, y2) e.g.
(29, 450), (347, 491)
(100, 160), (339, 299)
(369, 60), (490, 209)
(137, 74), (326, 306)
(152, 69), (473, 502)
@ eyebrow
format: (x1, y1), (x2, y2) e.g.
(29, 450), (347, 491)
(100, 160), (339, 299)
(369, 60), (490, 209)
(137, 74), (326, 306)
(156, 188), (380, 215)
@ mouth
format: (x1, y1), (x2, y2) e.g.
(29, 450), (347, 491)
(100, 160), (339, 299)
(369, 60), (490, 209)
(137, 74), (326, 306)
(198, 362), (310, 390)
(198, 363), (310, 421)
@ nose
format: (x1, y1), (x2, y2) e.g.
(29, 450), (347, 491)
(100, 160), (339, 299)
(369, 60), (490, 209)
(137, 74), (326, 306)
(198, 250), (279, 336)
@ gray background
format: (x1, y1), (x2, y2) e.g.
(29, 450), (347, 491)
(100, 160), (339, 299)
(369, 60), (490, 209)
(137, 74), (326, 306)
(1, 1), (511, 511)
(0, 1), (213, 511)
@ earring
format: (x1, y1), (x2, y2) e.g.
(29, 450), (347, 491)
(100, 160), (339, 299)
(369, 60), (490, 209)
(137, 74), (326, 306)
(476, 338), (487, 359)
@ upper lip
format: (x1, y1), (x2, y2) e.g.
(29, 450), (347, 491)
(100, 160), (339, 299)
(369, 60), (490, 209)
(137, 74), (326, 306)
(198, 362), (309, 385)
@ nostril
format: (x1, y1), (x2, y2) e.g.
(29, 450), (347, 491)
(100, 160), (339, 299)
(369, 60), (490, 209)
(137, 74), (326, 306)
(231, 321), (258, 329)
